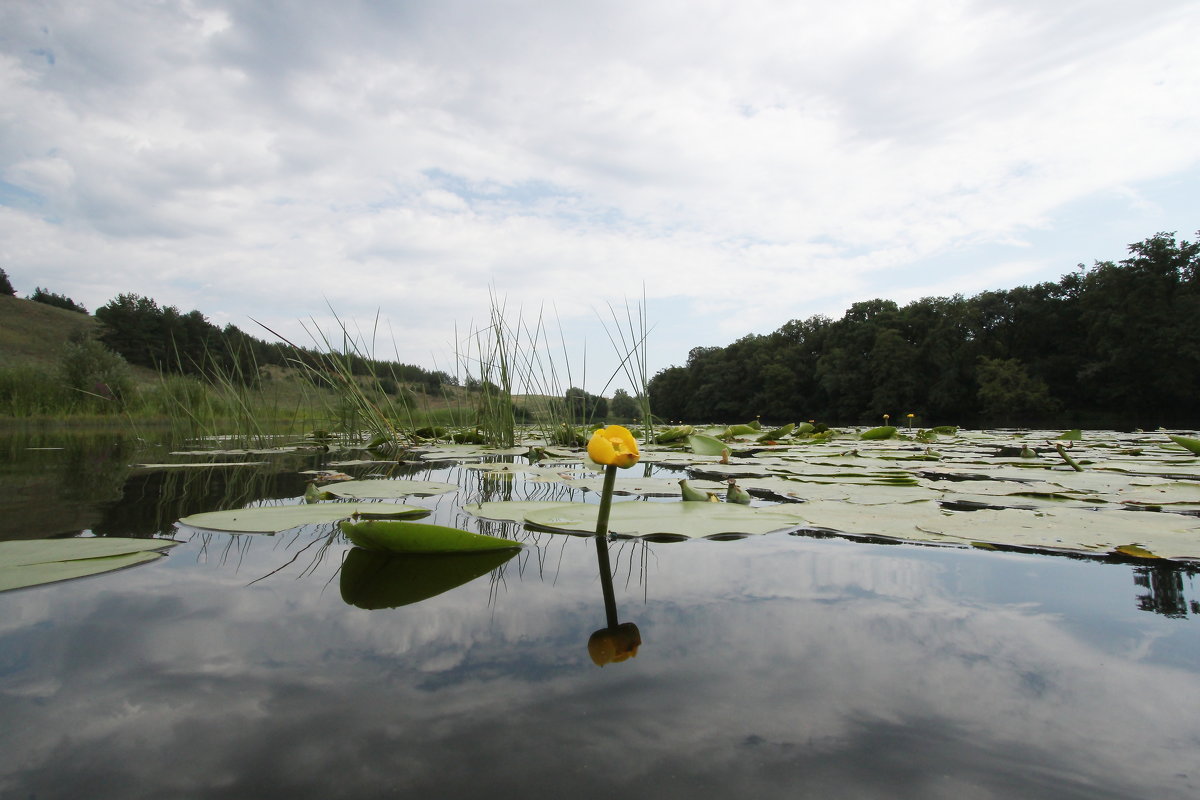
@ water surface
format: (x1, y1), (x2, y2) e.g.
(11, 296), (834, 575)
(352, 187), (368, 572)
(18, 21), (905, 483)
(1, 433), (1197, 799)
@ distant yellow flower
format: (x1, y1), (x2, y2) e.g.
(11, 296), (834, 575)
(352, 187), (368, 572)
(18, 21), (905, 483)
(587, 424), (640, 468)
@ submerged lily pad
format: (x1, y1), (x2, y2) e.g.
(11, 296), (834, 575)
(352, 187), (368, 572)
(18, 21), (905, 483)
(178, 502), (429, 533)
(340, 519), (521, 553)
(324, 479), (459, 498)
(522, 501), (809, 540)
(0, 538), (179, 592)
(340, 547), (518, 609)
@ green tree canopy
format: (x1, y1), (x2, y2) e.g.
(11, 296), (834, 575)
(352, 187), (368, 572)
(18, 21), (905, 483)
(649, 229), (1199, 428)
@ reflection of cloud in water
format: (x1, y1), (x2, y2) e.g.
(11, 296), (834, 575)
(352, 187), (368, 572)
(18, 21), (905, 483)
(0, 534), (1197, 799)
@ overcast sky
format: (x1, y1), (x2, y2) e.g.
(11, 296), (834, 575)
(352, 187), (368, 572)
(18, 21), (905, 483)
(3, 0), (1199, 394)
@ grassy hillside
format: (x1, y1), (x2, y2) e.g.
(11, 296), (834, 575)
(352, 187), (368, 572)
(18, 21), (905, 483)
(0, 295), (480, 430)
(0, 296), (581, 439)
(0, 295), (99, 368)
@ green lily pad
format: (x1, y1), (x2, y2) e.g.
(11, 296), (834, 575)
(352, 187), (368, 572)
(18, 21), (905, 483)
(463, 501), (582, 523)
(178, 502), (429, 533)
(784, 497), (1200, 559)
(1167, 435), (1200, 455)
(688, 463), (780, 479)
(562, 476), (727, 496)
(417, 446), (531, 460)
(720, 423), (759, 438)
(134, 461), (269, 469)
(522, 501), (809, 540)
(756, 423), (795, 442)
(339, 547), (518, 609)
(654, 424), (695, 444)
(339, 519), (521, 553)
(0, 538), (179, 592)
(324, 479), (459, 499)
(688, 434), (731, 456)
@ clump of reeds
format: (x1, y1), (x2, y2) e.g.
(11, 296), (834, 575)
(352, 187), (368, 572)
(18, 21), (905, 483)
(598, 290), (654, 443)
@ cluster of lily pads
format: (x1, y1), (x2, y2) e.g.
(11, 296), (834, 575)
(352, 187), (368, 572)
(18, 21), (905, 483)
(7, 424), (1198, 595)
(171, 423), (1200, 561)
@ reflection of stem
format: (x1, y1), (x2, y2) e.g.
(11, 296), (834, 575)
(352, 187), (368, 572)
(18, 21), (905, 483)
(594, 535), (619, 629)
(594, 464), (620, 628)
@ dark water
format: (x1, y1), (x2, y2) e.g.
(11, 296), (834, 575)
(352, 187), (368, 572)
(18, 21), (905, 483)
(2, 432), (1199, 800)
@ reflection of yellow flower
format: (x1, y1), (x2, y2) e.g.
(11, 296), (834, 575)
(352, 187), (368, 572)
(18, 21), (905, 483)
(588, 622), (642, 666)
(587, 425), (640, 468)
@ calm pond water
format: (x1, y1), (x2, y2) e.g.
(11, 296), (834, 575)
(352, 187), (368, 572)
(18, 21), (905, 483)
(2, 430), (1199, 799)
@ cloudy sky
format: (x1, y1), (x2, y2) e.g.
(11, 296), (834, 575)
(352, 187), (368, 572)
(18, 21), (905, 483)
(3, 0), (1199, 393)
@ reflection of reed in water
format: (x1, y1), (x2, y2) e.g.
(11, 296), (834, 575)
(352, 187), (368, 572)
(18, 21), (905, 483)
(183, 519), (346, 583)
(1133, 562), (1200, 618)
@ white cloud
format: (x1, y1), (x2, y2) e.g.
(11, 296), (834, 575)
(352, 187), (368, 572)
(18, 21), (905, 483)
(2, 0), (1199, 386)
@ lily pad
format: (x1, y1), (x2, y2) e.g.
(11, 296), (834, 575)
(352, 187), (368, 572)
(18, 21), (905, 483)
(562, 476), (727, 496)
(324, 479), (459, 499)
(134, 461), (269, 469)
(688, 434), (731, 456)
(178, 502), (429, 533)
(0, 538), (179, 592)
(339, 547), (518, 609)
(339, 519), (521, 553)
(1167, 435), (1200, 455)
(522, 501), (809, 540)
(463, 501), (583, 523)
(417, 445), (531, 460)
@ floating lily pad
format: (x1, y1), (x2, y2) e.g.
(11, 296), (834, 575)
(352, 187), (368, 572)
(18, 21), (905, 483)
(688, 434), (731, 456)
(688, 463), (780, 479)
(1167, 435), (1200, 455)
(463, 501), (582, 523)
(134, 461), (269, 469)
(785, 498), (1200, 559)
(417, 445), (531, 460)
(463, 463), (540, 474)
(178, 502), (429, 533)
(522, 501), (809, 540)
(323, 479), (459, 499)
(562, 476), (727, 496)
(339, 519), (521, 553)
(339, 547), (518, 609)
(0, 538), (179, 592)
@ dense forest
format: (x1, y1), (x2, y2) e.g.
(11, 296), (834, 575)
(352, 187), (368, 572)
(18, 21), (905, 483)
(648, 231), (1199, 430)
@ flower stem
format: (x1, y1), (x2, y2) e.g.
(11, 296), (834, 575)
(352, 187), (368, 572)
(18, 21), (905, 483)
(593, 464), (619, 537)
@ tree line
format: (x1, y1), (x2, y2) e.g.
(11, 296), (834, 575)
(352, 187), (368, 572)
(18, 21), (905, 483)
(648, 231), (1199, 429)
(91, 293), (454, 391)
(1, 268), (89, 313)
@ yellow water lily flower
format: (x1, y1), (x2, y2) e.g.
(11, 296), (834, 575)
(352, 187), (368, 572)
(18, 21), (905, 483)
(587, 424), (640, 468)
